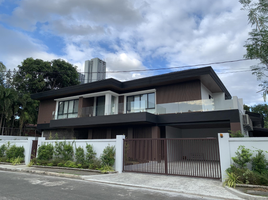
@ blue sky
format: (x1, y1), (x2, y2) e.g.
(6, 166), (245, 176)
(0, 0), (264, 105)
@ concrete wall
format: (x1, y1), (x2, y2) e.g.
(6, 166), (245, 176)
(38, 135), (125, 173)
(213, 92), (225, 110)
(218, 133), (268, 182)
(0, 137), (36, 165)
(201, 83), (213, 100)
(0, 136), (32, 140)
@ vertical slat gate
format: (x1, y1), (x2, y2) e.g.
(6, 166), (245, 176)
(123, 138), (221, 179)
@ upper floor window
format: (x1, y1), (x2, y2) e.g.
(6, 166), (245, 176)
(127, 93), (155, 112)
(58, 99), (79, 119)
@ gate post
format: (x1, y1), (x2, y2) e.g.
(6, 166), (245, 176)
(218, 133), (231, 182)
(116, 135), (125, 173)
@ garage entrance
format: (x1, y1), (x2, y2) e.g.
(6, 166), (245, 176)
(123, 138), (221, 179)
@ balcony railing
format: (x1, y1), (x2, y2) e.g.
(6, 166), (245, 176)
(52, 98), (244, 120)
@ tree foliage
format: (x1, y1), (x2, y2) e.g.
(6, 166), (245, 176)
(0, 58), (80, 135)
(240, 0), (268, 100)
(0, 61), (6, 86)
(13, 58), (79, 94)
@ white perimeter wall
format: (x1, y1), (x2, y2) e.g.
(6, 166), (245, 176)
(218, 133), (268, 182)
(0, 137), (35, 165)
(39, 139), (116, 159)
(0, 136), (33, 140)
(38, 135), (125, 173)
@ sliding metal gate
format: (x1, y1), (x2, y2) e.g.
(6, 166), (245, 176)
(123, 138), (221, 179)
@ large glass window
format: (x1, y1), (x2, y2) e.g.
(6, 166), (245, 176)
(57, 99), (79, 119)
(126, 93), (155, 113)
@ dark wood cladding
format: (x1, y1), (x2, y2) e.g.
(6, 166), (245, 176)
(118, 96), (124, 114)
(156, 80), (201, 104)
(83, 97), (94, 107)
(111, 127), (128, 138)
(92, 128), (107, 139)
(37, 99), (56, 124)
(133, 126), (152, 138)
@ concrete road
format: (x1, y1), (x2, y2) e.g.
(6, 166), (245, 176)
(0, 171), (219, 200)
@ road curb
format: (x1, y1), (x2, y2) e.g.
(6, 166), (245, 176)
(81, 177), (241, 200)
(0, 167), (82, 179)
(224, 186), (268, 200)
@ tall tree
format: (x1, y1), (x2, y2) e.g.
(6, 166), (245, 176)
(13, 58), (80, 94)
(240, 0), (268, 100)
(0, 86), (18, 134)
(0, 61), (6, 86)
(10, 58), (80, 132)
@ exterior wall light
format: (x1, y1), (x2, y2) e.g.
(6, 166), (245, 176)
(220, 133), (223, 138)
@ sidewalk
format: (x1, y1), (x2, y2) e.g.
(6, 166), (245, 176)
(0, 164), (242, 200)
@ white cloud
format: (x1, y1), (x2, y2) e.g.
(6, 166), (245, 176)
(0, 25), (57, 70)
(0, 0), (265, 106)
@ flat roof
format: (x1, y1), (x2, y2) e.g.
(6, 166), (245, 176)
(31, 66), (232, 100)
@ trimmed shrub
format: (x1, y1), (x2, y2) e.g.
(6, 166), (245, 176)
(6, 145), (24, 162)
(37, 143), (54, 161)
(54, 141), (74, 161)
(75, 147), (85, 164)
(100, 145), (115, 167)
(85, 144), (96, 163)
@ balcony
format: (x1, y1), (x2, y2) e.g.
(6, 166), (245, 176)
(52, 98), (244, 120)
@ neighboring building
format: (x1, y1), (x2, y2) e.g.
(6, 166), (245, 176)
(246, 111), (268, 137)
(31, 66), (253, 139)
(78, 72), (85, 84)
(84, 58), (106, 83)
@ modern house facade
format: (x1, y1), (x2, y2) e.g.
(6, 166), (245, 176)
(31, 67), (252, 140)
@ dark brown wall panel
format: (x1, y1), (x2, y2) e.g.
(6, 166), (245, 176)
(111, 127), (128, 138)
(156, 80), (201, 104)
(118, 96), (124, 114)
(133, 125), (152, 138)
(37, 99), (56, 124)
(83, 97), (94, 107)
(92, 128), (107, 139)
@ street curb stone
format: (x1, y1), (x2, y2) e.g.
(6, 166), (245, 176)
(0, 167), (82, 179)
(81, 177), (241, 200)
(224, 186), (268, 200)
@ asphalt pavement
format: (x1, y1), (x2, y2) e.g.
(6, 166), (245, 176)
(0, 164), (242, 199)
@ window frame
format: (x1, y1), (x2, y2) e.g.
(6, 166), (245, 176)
(126, 92), (155, 112)
(57, 99), (79, 119)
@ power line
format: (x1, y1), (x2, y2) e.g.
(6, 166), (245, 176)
(0, 58), (252, 74)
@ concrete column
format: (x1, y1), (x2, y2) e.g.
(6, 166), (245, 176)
(218, 133), (231, 182)
(115, 135), (125, 173)
(88, 129), (93, 139)
(24, 137), (36, 165)
(105, 94), (111, 115)
(78, 97), (83, 117)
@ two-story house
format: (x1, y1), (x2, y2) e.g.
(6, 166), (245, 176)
(31, 67), (252, 139)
